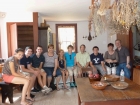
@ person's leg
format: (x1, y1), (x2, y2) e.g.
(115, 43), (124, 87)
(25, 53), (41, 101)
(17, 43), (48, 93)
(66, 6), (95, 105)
(37, 73), (44, 88)
(73, 67), (78, 86)
(112, 67), (117, 75)
(116, 64), (122, 76)
(43, 67), (52, 87)
(67, 67), (73, 82)
(106, 66), (112, 75)
(95, 65), (106, 76)
(64, 70), (69, 88)
(61, 70), (65, 86)
(55, 69), (62, 90)
(77, 67), (82, 78)
(26, 74), (36, 100)
(11, 77), (30, 105)
(40, 71), (47, 87)
(67, 67), (74, 87)
(122, 63), (131, 79)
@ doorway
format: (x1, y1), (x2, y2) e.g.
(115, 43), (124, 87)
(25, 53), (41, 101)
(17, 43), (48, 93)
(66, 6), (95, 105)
(56, 24), (77, 53)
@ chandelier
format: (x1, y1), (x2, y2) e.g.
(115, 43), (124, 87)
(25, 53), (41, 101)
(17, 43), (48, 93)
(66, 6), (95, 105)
(88, 0), (140, 37)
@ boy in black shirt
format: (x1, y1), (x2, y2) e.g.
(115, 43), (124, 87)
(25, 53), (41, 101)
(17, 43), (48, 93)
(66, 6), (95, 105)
(90, 46), (106, 76)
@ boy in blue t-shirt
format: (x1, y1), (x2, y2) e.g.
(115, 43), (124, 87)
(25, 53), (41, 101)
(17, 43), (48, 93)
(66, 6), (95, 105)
(64, 45), (77, 87)
(90, 46), (106, 76)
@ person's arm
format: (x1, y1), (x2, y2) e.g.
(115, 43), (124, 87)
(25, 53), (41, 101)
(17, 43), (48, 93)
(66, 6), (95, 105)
(76, 54), (82, 68)
(112, 51), (118, 63)
(85, 62), (89, 68)
(104, 51), (112, 63)
(53, 58), (58, 76)
(101, 54), (107, 71)
(58, 60), (63, 70)
(77, 62), (83, 68)
(124, 48), (131, 68)
(20, 64), (34, 73)
(90, 61), (96, 70)
(64, 58), (67, 69)
(126, 56), (131, 69)
(84, 54), (90, 68)
(39, 62), (43, 70)
(9, 62), (25, 77)
(101, 61), (107, 71)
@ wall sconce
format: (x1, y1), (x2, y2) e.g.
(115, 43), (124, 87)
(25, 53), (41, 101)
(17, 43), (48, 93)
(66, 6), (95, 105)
(83, 32), (97, 41)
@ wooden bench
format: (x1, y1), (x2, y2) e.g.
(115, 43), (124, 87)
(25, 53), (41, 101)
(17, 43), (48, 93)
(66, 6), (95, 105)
(0, 81), (14, 103)
(81, 67), (93, 77)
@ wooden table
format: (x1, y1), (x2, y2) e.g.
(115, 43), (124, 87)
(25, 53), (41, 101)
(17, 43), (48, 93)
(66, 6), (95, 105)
(76, 78), (140, 105)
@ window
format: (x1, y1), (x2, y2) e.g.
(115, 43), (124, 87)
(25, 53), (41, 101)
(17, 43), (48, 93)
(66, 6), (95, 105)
(56, 24), (77, 52)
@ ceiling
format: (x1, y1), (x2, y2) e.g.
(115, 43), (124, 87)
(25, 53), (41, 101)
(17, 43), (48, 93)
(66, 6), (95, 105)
(0, 0), (91, 21)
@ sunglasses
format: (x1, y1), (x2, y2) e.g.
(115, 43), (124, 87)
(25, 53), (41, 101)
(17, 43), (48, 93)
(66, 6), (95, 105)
(69, 55), (71, 59)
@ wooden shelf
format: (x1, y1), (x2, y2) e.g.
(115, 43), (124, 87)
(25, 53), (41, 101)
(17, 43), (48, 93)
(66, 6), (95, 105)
(17, 25), (34, 50)
(38, 27), (48, 30)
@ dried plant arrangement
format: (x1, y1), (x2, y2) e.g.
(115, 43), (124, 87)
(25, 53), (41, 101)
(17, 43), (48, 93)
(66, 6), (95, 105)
(97, 0), (111, 16)
(88, 0), (140, 36)
(112, 0), (138, 34)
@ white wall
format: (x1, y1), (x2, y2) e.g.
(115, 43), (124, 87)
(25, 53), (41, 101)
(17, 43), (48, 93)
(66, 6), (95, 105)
(47, 21), (116, 54)
(0, 12), (33, 58)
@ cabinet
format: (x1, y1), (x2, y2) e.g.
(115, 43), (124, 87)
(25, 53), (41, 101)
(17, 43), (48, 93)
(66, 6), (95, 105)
(133, 68), (140, 85)
(38, 27), (53, 53)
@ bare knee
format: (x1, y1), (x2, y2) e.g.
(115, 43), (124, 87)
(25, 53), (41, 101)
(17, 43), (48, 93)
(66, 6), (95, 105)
(41, 72), (46, 77)
(23, 79), (30, 85)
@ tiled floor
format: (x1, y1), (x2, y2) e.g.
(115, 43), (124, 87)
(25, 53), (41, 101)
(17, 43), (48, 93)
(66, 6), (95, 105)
(0, 85), (78, 105)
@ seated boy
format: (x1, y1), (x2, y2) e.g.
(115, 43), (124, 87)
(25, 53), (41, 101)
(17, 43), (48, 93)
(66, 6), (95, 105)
(30, 45), (52, 93)
(90, 46), (106, 76)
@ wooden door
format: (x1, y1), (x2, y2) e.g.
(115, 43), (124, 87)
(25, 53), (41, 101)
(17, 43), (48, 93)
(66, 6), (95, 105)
(10, 23), (18, 56)
(117, 29), (133, 60)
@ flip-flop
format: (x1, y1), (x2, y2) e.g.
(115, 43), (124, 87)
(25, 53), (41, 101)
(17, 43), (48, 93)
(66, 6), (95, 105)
(26, 97), (35, 102)
(56, 87), (60, 91)
(20, 101), (33, 105)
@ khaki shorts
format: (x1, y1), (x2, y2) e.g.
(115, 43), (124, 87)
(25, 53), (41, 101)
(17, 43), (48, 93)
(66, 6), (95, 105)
(67, 66), (79, 76)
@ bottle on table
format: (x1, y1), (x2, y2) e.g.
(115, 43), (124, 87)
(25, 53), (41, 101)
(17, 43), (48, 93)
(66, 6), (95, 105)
(120, 69), (124, 82)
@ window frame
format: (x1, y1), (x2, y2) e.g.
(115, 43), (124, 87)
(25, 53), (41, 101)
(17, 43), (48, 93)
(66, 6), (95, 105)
(56, 24), (77, 53)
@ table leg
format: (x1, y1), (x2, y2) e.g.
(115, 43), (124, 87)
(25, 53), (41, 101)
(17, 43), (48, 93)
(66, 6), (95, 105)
(78, 93), (81, 105)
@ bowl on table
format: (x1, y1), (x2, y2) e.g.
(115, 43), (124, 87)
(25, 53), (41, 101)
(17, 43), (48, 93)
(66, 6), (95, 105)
(91, 81), (107, 90)
(111, 81), (128, 90)
(103, 75), (120, 82)
(88, 75), (101, 84)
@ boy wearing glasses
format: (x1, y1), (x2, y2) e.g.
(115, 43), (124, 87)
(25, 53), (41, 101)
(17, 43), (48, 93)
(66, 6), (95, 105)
(64, 45), (77, 87)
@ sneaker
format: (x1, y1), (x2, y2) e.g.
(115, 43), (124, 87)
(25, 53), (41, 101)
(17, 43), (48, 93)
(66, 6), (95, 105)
(43, 86), (52, 93)
(70, 82), (75, 87)
(31, 88), (40, 93)
(41, 88), (46, 93)
(73, 82), (77, 87)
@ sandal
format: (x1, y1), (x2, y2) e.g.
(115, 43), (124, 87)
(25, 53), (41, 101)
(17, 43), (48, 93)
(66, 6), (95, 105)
(64, 85), (69, 90)
(26, 97), (35, 102)
(21, 101), (33, 105)
(56, 87), (60, 91)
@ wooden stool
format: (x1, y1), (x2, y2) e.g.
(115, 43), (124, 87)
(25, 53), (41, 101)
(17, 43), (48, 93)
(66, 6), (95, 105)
(0, 81), (13, 103)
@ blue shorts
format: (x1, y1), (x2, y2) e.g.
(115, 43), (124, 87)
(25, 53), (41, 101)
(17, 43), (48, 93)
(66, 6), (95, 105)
(43, 67), (61, 77)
